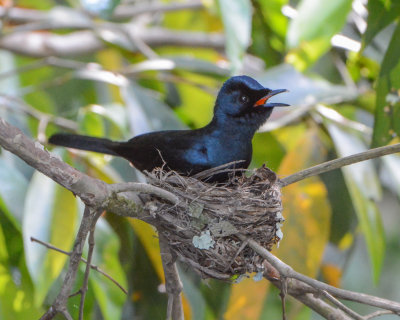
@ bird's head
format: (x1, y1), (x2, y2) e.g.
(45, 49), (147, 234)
(213, 75), (289, 130)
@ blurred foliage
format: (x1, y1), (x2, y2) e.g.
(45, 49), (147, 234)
(0, 0), (400, 319)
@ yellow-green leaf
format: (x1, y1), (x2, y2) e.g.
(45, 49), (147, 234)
(224, 278), (270, 320)
(276, 130), (331, 276)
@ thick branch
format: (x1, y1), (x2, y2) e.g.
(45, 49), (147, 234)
(280, 143), (400, 187)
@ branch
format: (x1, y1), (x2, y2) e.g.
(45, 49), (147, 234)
(241, 235), (400, 314)
(40, 206), (95, 320)
(78, 211), (102, 320)
(159, 233), (184, 320)
(0, 2), (204, 23)
(0, 27), (224, 58)
(280, 143), (400, 187)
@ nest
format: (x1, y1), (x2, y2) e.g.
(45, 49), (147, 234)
(145, 164), (284, 280)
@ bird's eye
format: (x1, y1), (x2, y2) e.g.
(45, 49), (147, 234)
(239, 95), (249, 104)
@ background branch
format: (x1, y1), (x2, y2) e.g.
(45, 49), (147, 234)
(0, 28), (224, 58)
(280, 143), (400, 186)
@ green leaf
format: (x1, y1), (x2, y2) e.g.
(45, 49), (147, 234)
(23, 163), (79, 305)
(372, 22), (400, 147)
(0, 224), (43, 319)
(363, 0), (400, 50)
(121, 81), (185, 135)
(0, 158), (28, 229)
(179, 268), (208, 320)
(79, 109), (105, 137)
(286, 0), (352, 70)
(218, 0), (252, 74)
(90, 219), (127, 320)
(251, 132), (285, 171)
(327, 123), (385, 282)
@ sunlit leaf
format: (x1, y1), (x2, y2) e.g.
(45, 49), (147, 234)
(218, 0), (252, 74)
(276, 129), (331, 276)
(174, 72), (216, 128)
(128, 219), (164, 281)
(363, 0), (400, 50)
(251, 132), (285, 171)
(23, 163), (79, 305)
(224, 278), (269, 320)
(0, 223), (43, 319)
(287, 0), (352, 70)
(372, 22), (400, 147)
(327, 123), (385, 282)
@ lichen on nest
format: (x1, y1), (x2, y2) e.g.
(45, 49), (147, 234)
(145, 164), (284, 280)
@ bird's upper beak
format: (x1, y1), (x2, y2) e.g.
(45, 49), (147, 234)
(254, 89), (290, 108)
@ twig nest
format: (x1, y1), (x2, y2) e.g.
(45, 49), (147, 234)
(145, 165), (283, 280)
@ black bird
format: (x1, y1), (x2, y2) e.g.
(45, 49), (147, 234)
(49, 76), (288, 181)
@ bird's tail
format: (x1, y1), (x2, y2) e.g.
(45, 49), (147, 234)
(48, 133), (121, 156)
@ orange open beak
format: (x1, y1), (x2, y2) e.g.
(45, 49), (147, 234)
(254, 89), (289, 107)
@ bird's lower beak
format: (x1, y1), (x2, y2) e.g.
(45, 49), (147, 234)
(254, 89), (290, 108)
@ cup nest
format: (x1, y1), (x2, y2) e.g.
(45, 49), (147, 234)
(145, 164), (283, 280)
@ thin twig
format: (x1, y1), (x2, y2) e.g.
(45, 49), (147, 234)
(240, 235), (400, 313)
(79, 210), (102, 320)
(40, 207), (94, 319)
(280, 143), (400, 186)
(320, 290), (364, 320)
(30, 237), (127, 295)
(280, 277), (287, 320)
(364, 310), (397, 320)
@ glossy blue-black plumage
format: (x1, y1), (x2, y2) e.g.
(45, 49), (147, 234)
(49, 76), (288, 181)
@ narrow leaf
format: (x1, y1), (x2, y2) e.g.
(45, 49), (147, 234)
(327, 123), (385, 282)
(218, 0), (252, 74)
(372, 22), (400, 147)
(287, 0), (352, 69)
(363, 0), (400, 50)
(23, 167), (78, 305)
(277, 129), (331, 277)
